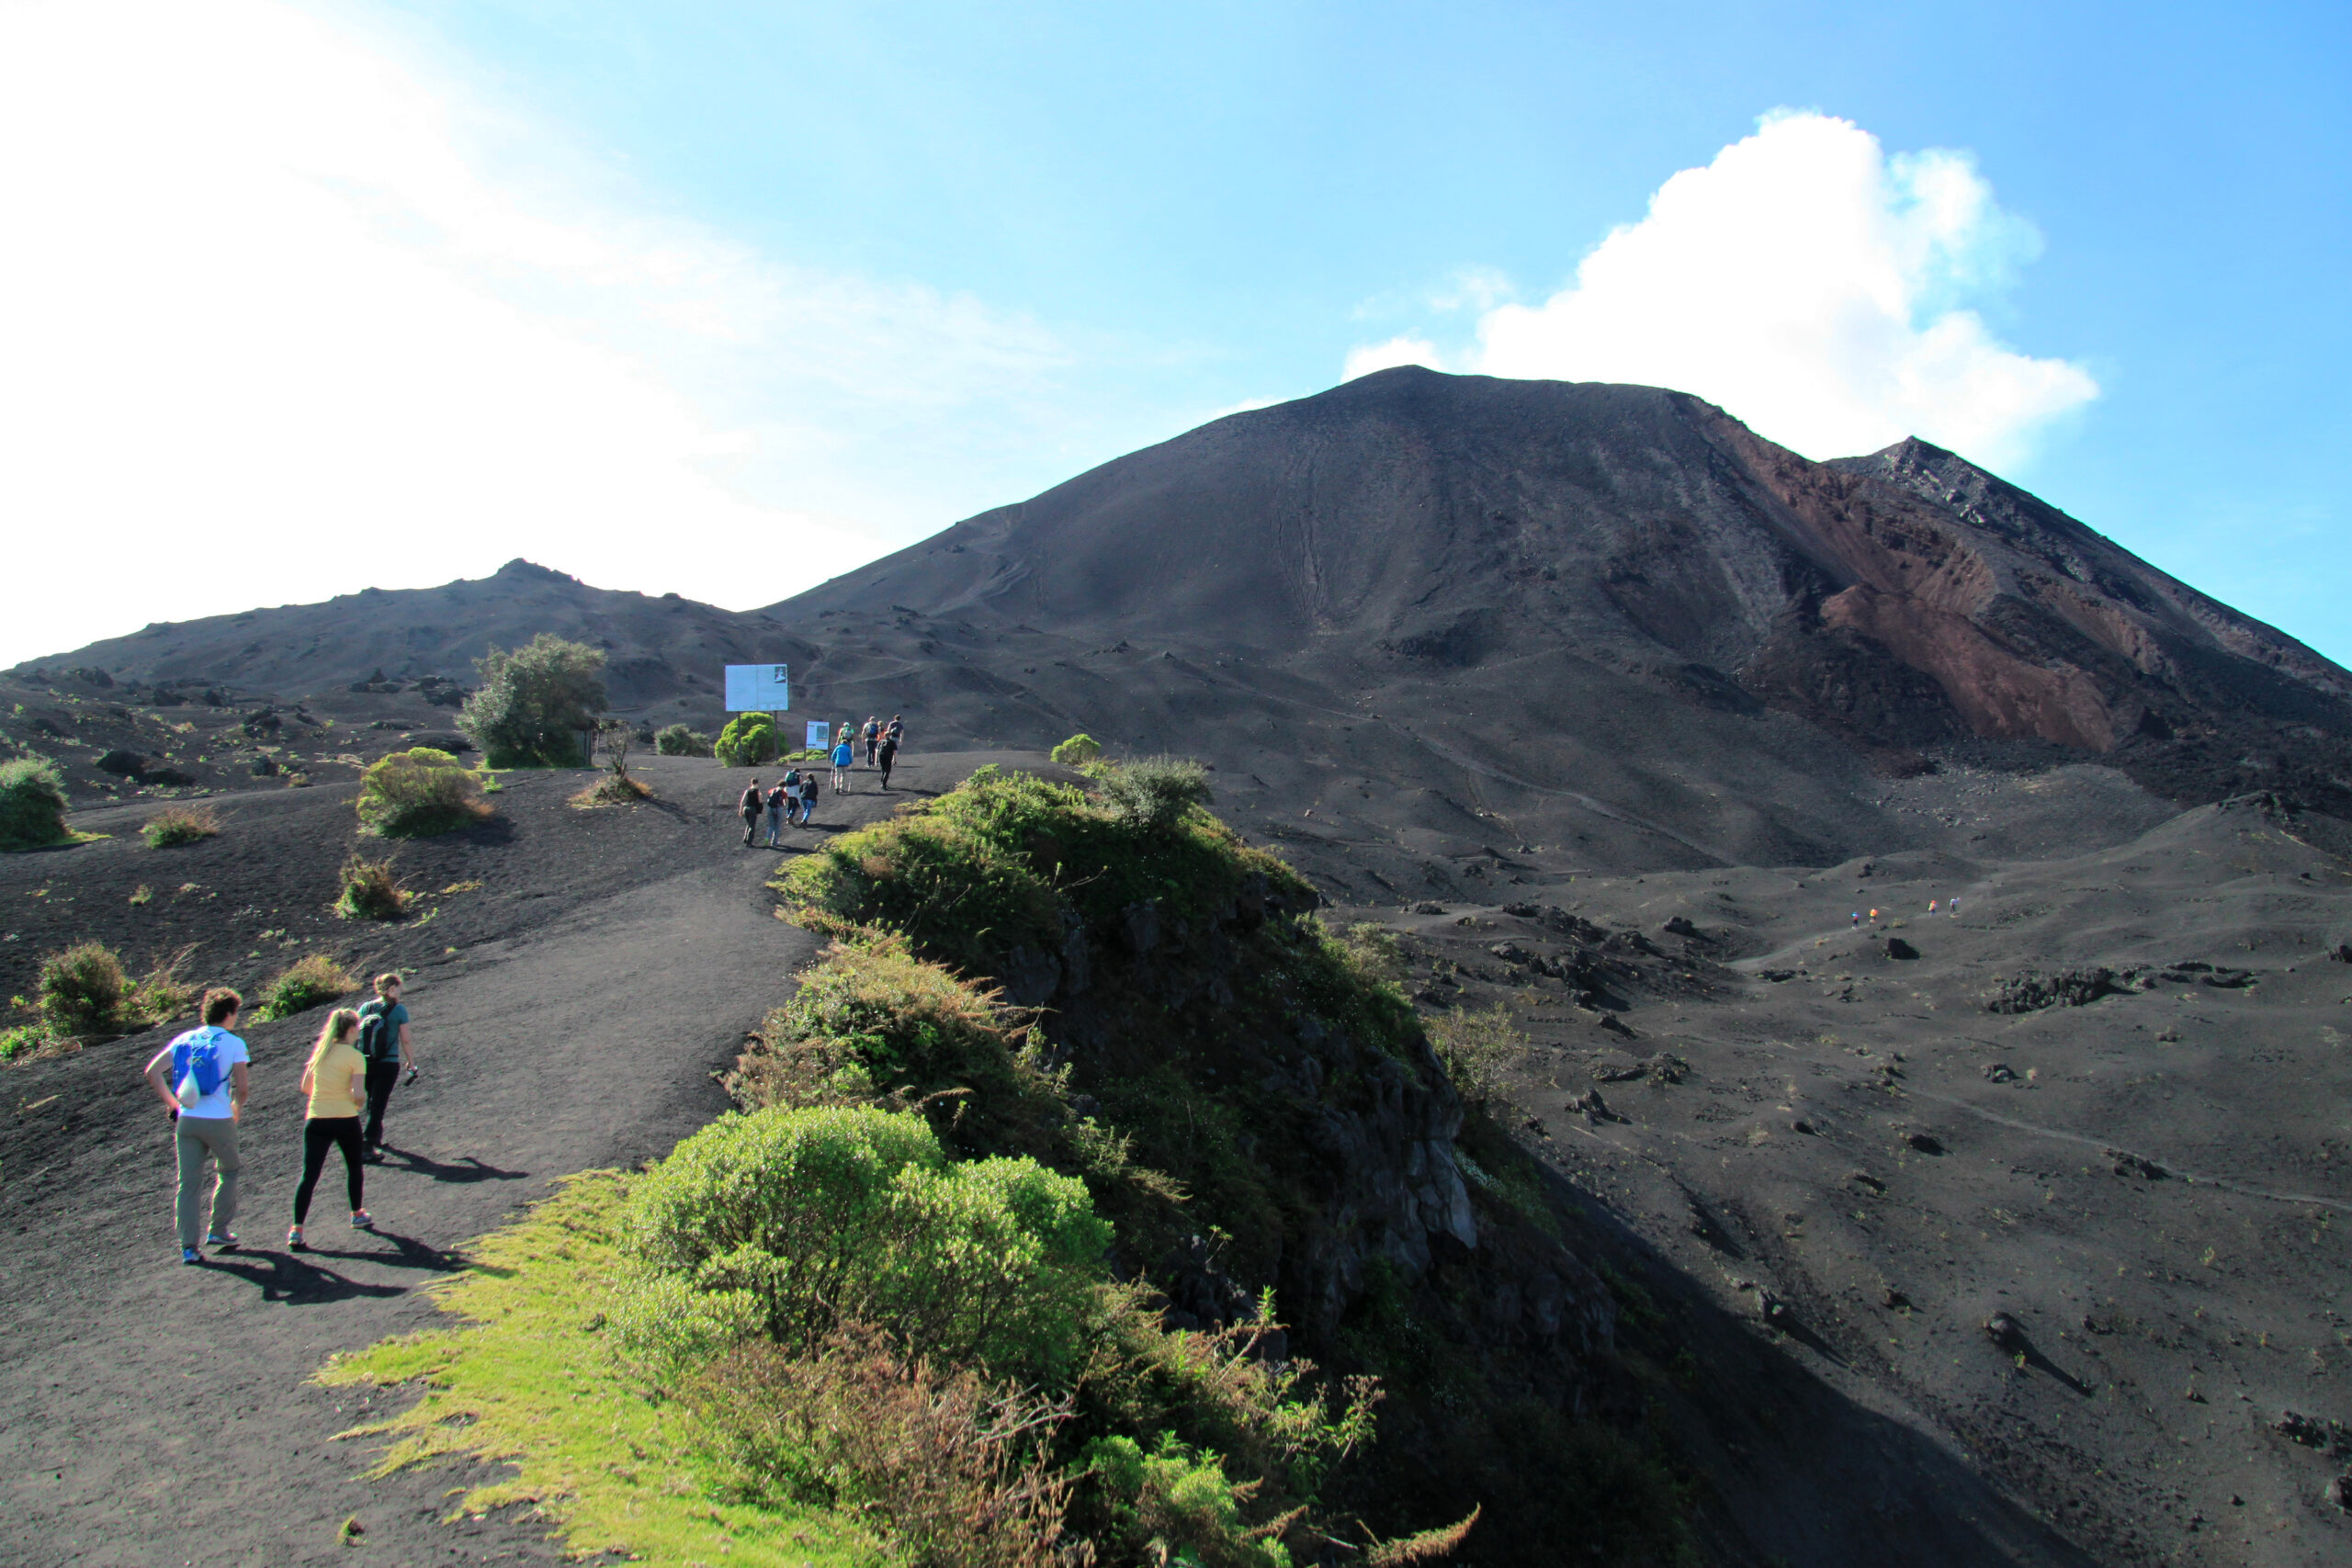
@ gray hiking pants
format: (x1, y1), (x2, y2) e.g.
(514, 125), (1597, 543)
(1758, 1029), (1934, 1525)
(175, 1115), (242, 1248)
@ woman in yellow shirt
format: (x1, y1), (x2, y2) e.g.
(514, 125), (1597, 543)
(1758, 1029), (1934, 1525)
(289, 1009), (372, 1249)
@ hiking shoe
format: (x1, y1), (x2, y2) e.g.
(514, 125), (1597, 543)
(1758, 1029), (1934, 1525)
(204, 1232), (237, 1250)
(287, 1225), (306, 1251)
(351, 1210), (374, 1230)
(180, 1247), (201, 1266)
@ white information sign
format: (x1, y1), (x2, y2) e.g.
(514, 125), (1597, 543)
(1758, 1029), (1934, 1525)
(806, 721), (831, 750)
(723, 663), (790, 713)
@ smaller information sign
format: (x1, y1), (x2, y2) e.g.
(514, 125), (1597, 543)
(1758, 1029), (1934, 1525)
(806, 721), (831, 751)
(723, 663), (790, 713)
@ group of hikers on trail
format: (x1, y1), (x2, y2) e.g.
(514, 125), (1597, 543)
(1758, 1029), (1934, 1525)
(740, 713), (903, 849)
(141, 973), (419, 1265)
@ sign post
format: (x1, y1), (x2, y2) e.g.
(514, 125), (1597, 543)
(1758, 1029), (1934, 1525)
(723, 664), (790, 714)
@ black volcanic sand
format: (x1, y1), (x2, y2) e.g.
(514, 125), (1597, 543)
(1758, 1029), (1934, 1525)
(1343, 791), (2352, 1564)
(0, 750), (978, 1567)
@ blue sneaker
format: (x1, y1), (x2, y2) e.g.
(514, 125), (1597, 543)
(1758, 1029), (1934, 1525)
(180, 1247), (200, 1266)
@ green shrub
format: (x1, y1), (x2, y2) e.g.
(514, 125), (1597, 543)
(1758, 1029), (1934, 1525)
(0, 1020), (75, 1064)
(356, 748), (491, 837)
(715, 713), (780, 767)
(1081, 1433), (1283, 1568)
(36, 940), (198, 1039)
(1425, 1003), (1524, 1110)
(619, 1105), (1109, 1382)
(141, 805), (218, 848)
(1048, 733), (1102, 766)
(654, 723), (712, 756)
(334, 852), (408, 919)
(457, 633), (606, 767)
(254, 953), (355, 1021)
(1093, 755), (1212, 832)
(0, 756), (71, 850)
(38, 941), (129, 1035)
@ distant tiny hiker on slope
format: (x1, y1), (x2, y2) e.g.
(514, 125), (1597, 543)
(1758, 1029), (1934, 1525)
(143, 987), (250, 1265)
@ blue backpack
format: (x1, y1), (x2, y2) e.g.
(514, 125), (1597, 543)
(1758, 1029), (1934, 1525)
(173, 1028), (225, 1108)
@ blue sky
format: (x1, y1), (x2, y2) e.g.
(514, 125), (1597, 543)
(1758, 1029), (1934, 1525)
(3, 1), (2346, 667)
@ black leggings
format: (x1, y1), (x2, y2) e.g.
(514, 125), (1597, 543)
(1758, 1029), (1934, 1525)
(293, 1117), (364, 1224)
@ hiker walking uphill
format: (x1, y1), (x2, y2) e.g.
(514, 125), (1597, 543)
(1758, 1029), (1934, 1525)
(288, 1009), (371, 1250)
(876, 728), (899, 791)
(142, 987), (250, 1264)
(763, 778), (786, 848)
(356, 974), (415, 1158)
(738, 778), (763, 848)
(862, 715), (880, 765)
(831, 733), (854, 795)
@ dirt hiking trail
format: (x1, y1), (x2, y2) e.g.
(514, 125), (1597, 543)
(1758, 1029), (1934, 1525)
(0, 751), (1000, 1567)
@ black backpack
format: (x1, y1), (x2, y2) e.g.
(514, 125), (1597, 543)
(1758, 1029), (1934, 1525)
(357, 1001), (397, 1061)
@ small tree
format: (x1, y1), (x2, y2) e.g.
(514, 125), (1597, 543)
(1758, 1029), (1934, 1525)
(715, 712), (780, 767)
(458, 634), (608, 767)
(1049, 733), (1102, 766)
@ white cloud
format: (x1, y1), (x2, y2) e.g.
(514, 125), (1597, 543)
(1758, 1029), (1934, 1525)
(1354, 111), (2097, 468)
(1342, 336), (1442, 382)
(0, 0), (1070, 666)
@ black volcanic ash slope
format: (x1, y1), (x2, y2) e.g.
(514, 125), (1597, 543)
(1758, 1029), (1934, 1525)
(21, 369), (2351, 881)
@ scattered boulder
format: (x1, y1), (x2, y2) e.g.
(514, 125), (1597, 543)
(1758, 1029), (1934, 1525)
(2327, 943), (2352, 964)
(2108, 1149), (2169, 1180)
(1905, 1131), (1946, 1155)
(95, 750), (147, 778)
(2275, 1411), (2352, 1457)
(1759, 968), (1796, 982)
(1565, 1088), (1623, 1122)
(1884, 936), (1919, 961)
(1987, 967), (2130, 1013)
(2201, 968), (2256, 989)
(1849, 1170), (1884, 1193)
(1983, 1062), (2018, 1084)
(250, 755), (277, 777)
(1984, 1312), (2026, 1352)
(1660, 916), (1700, 938)
(1880, 1285), (1910, 1309)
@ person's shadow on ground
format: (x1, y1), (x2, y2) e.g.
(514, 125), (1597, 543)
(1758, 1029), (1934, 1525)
(376, 1146), (528, 1185)
(198, 1229), (460, 1305)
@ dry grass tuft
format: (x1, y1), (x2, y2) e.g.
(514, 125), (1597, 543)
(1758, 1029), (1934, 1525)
(569, 773), (654, 808)
(141, 805), (219, 848)
(689, 1326), (1086, 1568)
(334, 852), (409, 920)
(1423, 1002), (1526, 1110)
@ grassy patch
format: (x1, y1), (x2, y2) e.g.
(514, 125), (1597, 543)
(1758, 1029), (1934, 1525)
(141, 805), (220, 848)
(320, 1171), (882, 1566)
(1423, 1003), (1525, 1111)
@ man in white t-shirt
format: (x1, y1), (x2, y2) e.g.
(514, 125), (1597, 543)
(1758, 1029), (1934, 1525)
(142, 987), (252, 1264)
